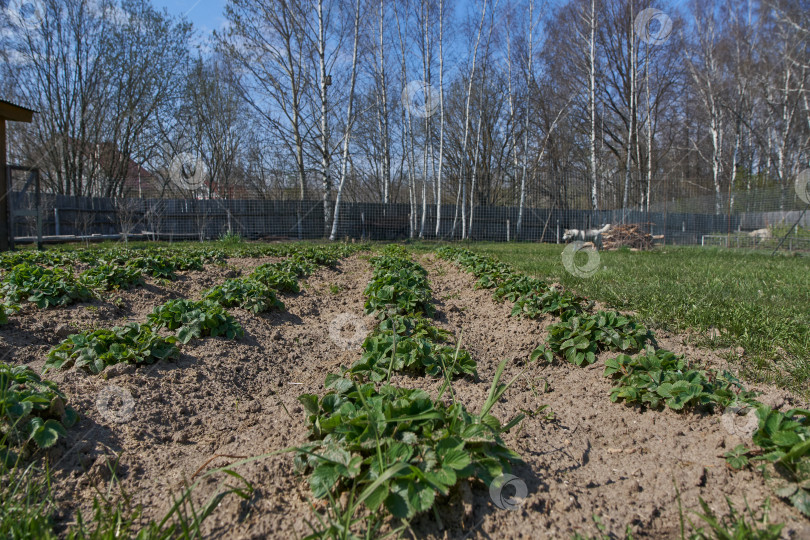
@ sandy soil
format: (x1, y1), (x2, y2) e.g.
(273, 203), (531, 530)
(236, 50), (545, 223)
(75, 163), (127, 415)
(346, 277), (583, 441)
(1, 251), (808, 539)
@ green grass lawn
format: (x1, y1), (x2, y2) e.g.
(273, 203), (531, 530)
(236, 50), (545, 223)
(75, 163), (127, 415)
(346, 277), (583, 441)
(414, 242), (810, 396)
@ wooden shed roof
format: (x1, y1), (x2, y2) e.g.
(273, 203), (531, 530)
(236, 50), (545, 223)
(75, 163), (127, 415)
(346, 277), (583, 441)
(0, 99), (37, 122)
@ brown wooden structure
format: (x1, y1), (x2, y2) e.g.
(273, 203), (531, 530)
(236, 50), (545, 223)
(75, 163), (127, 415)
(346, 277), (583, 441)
(0, 99), (36, 251)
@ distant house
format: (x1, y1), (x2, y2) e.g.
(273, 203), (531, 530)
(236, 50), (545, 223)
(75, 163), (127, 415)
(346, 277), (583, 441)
(92, 142), (164, 198)
(25, 137), (164, 198)
(207, 179), (255, 200)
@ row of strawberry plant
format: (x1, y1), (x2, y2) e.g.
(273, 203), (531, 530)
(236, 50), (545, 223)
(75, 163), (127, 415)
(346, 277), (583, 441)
(201, 251), (336, 314)
(43, 244), (362, 373)
(357, 245), (476, 380)
(0, 243), (361, 326)
(0, 241), (334, 272)
(44, 297), (243, 376)
(363, 245), (434, 319)
(0, 262), (148, 312)
(435, 247), (656, 364)
(436, 246), (587, 319)
(0, 250), (218, 323)
(0, 248), (241, 469)
(437, 246), (810, 518)
(294, 245), (521, 537)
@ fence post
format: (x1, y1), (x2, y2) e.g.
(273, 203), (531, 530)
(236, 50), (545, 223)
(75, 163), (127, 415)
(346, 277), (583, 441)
(54, 208), (60, 236)
(556, 220), (560, 244)
(506, 219), (510, 242)
(297, 210), (302, 240)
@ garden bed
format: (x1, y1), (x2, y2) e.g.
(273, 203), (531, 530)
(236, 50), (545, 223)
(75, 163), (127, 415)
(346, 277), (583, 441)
(1, 246), (808, 538)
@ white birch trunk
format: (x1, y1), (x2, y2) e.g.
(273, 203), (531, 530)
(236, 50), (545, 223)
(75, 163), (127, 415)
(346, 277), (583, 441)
(468, 112), (483, 237)
(516, 0), (533, 239)
(644, 45), (653, 214)
(394, 3), (417, 238)
(329, 0), (361, 241)
(460, 0), (488, 240)
(435, 0), (445, 237)
(588, 0), (598, 211)
(622, 2), (635, 222)
(378, 0), (391, 205)
(419, 0), (430, 238)
(317, 0), (331, 234)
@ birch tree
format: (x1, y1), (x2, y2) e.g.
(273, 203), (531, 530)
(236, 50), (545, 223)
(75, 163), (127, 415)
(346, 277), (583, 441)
(220, 0), (311, 201)
(515, 0), (535, 239)
(435, 0), (446, 237)
(450, 0), (488, 239)
(329, 0), (361, 240)
(686, 0), (726, 214)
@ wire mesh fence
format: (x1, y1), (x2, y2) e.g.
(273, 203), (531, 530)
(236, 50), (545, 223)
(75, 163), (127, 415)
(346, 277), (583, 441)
(7, 168), (810, 251)
(7, 192), (810, 252)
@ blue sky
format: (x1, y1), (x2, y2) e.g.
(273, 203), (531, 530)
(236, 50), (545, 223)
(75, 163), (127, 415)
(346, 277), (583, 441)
(153, 0), (228, 36)
(152, 0), (691, 45)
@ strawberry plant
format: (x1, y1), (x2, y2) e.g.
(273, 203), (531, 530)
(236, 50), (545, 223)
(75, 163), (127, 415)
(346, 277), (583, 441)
(468, 259), (513, 289)
(379, 244), (411, 258)
(126, 255), (177, 279)
(376, 315), (452, 343)
(202, 278), (285, 314)
(369, 254), (427, 278)
(147, 299), (243, 344)
(297, 249), (339, 267)
(294, 360), (522, 534)
(436, 247), (513, 289)
(277, 257), (319, 278)
(510, 287), (585, 319)
(364, 270), (433, 319)
(1, 263), (93, 308)
(492, 275), (545, 303)
(603, 348), (754, 410)
(546, 313), (600, 366)
(1, 363), (78, 466)
(44, 323), (180, 374)
(546, 310), (654, 366)
(0, 250), (74, 270)
(364, 255), (433, 319)
(79, 264), (143, 291)
(166, 253), (206, 271)
(250, 264), (300, 293)
(351, 331), (476, 381)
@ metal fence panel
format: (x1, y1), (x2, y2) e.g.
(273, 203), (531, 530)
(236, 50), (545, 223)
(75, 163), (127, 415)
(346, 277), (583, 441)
(7, 191), (810, 252)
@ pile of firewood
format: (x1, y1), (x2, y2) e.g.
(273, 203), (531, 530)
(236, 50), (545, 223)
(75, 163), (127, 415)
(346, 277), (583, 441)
(601, 223), (661, 250)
